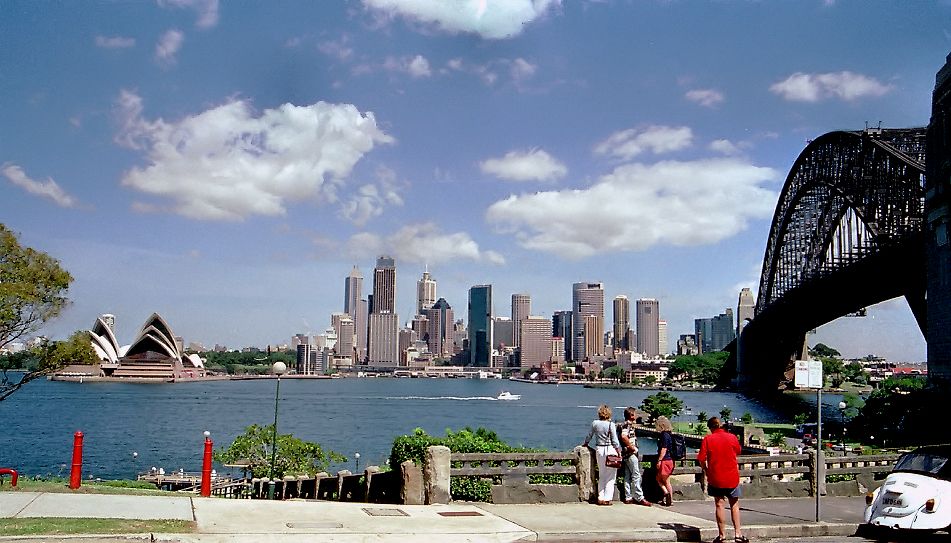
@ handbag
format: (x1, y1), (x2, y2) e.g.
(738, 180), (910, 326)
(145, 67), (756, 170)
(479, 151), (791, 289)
(605, 454), (622, 468)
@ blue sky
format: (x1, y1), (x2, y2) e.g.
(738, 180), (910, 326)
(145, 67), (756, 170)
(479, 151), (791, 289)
(2, 0), (948, 360)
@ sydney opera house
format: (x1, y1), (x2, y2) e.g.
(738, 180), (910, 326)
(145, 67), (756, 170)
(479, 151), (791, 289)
(88, 313), (205, 380)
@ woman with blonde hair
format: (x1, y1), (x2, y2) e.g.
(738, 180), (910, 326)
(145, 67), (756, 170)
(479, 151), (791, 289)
(583, 404), (622, 505)
(655, 415), (675, 506)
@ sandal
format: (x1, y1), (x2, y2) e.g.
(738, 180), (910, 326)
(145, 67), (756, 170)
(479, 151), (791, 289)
(711, 537), (725, 543)
(735, 536), (749, 543)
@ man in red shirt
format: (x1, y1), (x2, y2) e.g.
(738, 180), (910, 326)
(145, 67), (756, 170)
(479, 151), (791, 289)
(696, 417), (746, 543)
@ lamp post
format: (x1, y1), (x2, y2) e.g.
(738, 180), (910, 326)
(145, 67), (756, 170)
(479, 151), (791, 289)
(354, 452), (361, 474)
(838, 401), (847, 448)
(268, 361), (287, 499)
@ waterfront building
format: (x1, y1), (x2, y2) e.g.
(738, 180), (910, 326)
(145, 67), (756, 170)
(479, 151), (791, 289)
(89, 313), (205, 379)
(572, 282), (604, 361)
(355, 299), (368, 363)
(658, 320), (668, 356)
(100, 313), (116, 333)
(677, 334), (699, 355)
(737, 287), (755, 337)
(511, 294), (531, 348)
(424, 298), (454, 359)
(552, 310), (572, 361)
(635, 298), (659, 357)
(296, 341), (323, 375)
(695, 310), (735, 352)
(493, 317), (514, 349)
(695, 318), (712, 354)
(291, 334), (309, 350)
(368, 311), (399, 367)
(411, 314), (429, 341)
(332, 314), (355, 359)
(398, 327), (418, 357)
(551, 336), (565, 364)
(372, 256), (397, 314)
(613, 295), (630, 352)
(344, 266), (362, 316)
(927, 53), (951, 384)
(583, 314), (605, 358)
(520, 315), (553, 369)
(416, 268), (437, 316)
(468, 285), (493, 367)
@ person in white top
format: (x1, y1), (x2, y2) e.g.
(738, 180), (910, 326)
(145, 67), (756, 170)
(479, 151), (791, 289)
(583, 404), (621, 505)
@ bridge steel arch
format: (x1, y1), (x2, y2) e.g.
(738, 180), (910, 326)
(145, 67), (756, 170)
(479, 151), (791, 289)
(736, 128), (927, 390)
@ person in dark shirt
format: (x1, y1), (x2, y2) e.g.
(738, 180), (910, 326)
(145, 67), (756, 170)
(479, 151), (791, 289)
(654, 416), (675, 506)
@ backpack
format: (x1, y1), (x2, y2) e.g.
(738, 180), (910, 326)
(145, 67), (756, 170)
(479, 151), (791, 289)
(671, 433), (687, 460)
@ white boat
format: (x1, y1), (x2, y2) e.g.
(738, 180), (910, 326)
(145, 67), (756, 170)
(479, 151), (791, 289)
(497, 391), (520, 401)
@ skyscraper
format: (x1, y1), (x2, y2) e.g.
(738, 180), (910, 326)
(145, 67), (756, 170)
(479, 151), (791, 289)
(572, 282), (604, 361)
(416, 268), (436, 316)
(332, 313), (354, 360)
(583, 314), (605, 358)
(711, 309), (735, 351)
(424, 298), (453, 359)
(695, 317), (713, 354)
(552, 310), (572, 362)
(372, 256), (396, 315)
(493, 317), (514, 349)
(344, 266), (362, 317)
(612, 295), (630, 352)
(636, 298), (659, 357)
(368, 312), (399, 366)
(468, 285), (493, 367)
(511, 293), (531, 348)
(520, 315), (552, 369)
(736, 287), (755, 337)
(658, 320), (668, 356)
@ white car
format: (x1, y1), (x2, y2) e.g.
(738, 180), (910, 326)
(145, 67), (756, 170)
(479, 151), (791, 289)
(864, 445), (951, 533)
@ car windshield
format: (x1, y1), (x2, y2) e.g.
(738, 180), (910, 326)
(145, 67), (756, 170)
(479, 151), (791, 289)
(895, 452), (949, 475)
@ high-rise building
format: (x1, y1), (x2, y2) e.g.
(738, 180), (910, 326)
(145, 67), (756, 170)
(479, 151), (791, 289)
(424, 298), (454, 359)
(658, 320), (668, 356)
(368, 312), (399, 366)
(695, 317), (713, 354)
(468, 285), (493, 367)
(100, 313), (116, 333)
(928, 53), (951, 384)
(572, 282), (604, 361)
(511, 294), (531, 348)
(344, 266), (362, 317)
(711, 309), (735, 351)
(552, 310), (573, 361)
(519, 315), (552, 369)
(636, 298), (660, 357)
(331, 313), (354, 359)
(612, 295), (630, 352)
(372, 256), (396, 314)
(416, 268), (436, 316)
(355, 299), (368, 363)
(493, 317), (514, 349)
(583, 314), (605, 358)
(736, 287), (755, 337)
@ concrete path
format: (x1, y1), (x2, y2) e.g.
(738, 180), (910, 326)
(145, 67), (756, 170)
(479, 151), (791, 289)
(0, 492), (870, 543)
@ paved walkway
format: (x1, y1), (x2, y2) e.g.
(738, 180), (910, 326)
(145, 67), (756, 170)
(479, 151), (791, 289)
(0, 492), (867, 543)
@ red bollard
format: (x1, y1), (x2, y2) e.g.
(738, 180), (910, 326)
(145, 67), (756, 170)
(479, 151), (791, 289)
(69, 431), (84, 490)
(0, 468), (18, 487)
(200, 432), (213, 497)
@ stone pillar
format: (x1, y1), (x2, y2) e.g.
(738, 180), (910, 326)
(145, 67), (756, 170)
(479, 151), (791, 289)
(424, 446), (451, 504)
(337, 469), (351, 501)
(364, 466), (380, 502)
(574, 445), (595, 502)
(401, 460), (425, 505)
(807, 449), (826, 496)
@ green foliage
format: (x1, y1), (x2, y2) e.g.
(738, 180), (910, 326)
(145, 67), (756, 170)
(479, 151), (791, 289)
(850, 377), (944, 446)
(666, 352), (727, 385)
(719, 406), (732, 421)
(809, 343), (841, 358)
(767, 432), (786, 447)
(214, 424), (345, 479)
(696, 411), (708, 423)
(643, 375), (657, 385)
(49, 331), (97, 367)
(793, 413), (809, 426)
(740, 412), (754, 425)
(201, 350), (295, 374)
(639, 391), (683, 421)
(603, 365), (624, 382)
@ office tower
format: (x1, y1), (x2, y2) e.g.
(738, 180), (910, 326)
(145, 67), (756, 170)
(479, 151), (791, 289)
(711, 309), (735, 351)
(372, 256), (396, 314)
(583, 314), (605, 357)
(612, 295), (630, 352)
(511, 294), (531, 348)
(520, 315), (552, 369)
(736, 287), (755, 336)
(411, 314), (429, 340)
(344, 266), (362, 316)
(658, 320), (668, 356)
(572, 282), (604, 361)
(291, 333), (309, 350)
(416, 268), (436, 316)
(424, 298), (454, 359)
(399, 327), (418, 356)
(296, 341), (313, 374)
(355, 299), (368, 363)
(695, 317), (713, 353)
(368, 312), (399, 366)
(100, 313), (116, 333)
(678, 334), (699, 356)
(332, 313), (354, 359)
(636, 298), (660, 357)
(552, 310), (573, 361)
(551, 337), (565, 363)
(468, 285), (493, 367)
(493, 317), (514, 349)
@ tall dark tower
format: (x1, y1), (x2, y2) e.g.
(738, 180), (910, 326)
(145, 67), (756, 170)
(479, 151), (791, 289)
(372, 256), (396, 314)
(927, 52), (951, 385)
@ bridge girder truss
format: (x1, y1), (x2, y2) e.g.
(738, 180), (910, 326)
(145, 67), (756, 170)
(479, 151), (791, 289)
(756, 128), (927, 317)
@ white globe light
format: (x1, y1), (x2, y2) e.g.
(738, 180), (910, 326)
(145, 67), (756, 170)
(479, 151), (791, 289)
(272, 361), (287, 375)
(838, 401), (847, 410)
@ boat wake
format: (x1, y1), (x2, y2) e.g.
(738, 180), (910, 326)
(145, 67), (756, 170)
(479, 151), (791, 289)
(385, 395), (502, 401)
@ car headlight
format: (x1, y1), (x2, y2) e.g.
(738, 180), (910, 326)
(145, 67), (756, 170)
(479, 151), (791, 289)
(925, 498), (936, 512)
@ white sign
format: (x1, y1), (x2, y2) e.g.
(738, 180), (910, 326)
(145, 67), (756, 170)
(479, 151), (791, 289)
(794, 360), (823, 389)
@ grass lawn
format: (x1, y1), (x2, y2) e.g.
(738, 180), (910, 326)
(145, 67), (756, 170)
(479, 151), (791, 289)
(0, 478), (172, 496)
(0, 518), (194, 536)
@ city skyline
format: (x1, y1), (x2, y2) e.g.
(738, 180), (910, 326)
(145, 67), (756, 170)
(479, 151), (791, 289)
(2, 1), (945, 361)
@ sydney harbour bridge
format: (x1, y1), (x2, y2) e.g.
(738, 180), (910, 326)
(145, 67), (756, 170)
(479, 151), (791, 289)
(733, 53), (951, 391)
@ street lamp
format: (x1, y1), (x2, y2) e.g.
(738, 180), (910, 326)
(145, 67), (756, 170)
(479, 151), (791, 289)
(838, 401), (847, 448)
(268, 361), (287, 499)
(354, 452), (361, 474)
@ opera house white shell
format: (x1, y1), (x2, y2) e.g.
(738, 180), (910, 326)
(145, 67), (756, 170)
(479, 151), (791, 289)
(88, 313), (204, 379)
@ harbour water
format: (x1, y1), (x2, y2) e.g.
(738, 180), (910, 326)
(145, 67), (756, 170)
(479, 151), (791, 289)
(2, 378), (827, 480)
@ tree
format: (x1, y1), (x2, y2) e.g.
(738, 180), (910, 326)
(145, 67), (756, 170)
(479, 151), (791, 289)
(719, 406), (732, 421)
(696, 410), (708, 423)
(214, 424), (345, 479)
(603, 365), (624, 383)
(0, 224), (73, 401)
(639, 391), (683, 421)
(809, 343), (840, 358)
(49, 330), (97, 367)
(740, 412), (754, 425)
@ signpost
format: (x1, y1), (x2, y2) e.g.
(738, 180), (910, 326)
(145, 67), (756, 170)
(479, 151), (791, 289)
(795, 360), (824, 522)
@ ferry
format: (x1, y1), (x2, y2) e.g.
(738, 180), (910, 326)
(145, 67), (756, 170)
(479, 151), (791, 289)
(497, 391), (521, 401)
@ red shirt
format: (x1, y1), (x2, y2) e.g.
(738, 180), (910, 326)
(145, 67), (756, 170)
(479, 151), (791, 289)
(696, 428), (741, 489)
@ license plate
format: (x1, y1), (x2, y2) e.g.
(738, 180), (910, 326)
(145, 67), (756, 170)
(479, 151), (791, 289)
(882, 495), (902, 507)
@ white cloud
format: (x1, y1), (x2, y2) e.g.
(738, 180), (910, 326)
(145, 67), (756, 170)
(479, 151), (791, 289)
(594, 125), (693, 161)
(339, 166), (405, 226)
(318, 36), (354, 61)
(486, 158), (778, 258)
(114, 90), (394, 221)
(685, 88), (724, 107)
(157, 0), (219, 28)
(381, 55), (432, 78)
(95, 35), (135, 48)
(770, 71), (892, 102)
(709, 139), (743, 155)
(155, 29), (184, 65)
(510, 58), (536, 81)
(362, 0), (560, 39)
(346, 223), (504, 264)
(2, 163), (81, 208)
(480, 148), (567, 182)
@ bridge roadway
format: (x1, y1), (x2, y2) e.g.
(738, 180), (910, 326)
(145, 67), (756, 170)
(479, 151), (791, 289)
(0, 490), (873, 542)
